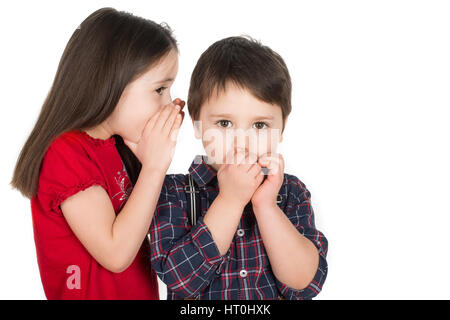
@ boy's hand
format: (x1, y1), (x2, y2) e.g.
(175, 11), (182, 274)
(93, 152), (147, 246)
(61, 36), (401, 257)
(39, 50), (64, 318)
(251, 153), (285, 210)
(216, 149), (264, 210)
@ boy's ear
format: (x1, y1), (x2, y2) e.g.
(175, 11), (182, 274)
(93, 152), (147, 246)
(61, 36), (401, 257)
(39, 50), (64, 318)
(193, 119), (202, 139)
(280, 116), (288, 143)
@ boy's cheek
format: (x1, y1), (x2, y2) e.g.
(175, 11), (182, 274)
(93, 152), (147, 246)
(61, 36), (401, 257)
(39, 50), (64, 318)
(201, 129), (281, 165)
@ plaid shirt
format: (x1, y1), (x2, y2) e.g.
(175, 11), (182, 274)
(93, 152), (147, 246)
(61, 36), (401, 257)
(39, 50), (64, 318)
(148, 155), (328, 300)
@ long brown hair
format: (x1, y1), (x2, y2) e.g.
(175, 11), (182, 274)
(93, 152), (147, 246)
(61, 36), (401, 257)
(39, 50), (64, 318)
(10, 7), (177, 199)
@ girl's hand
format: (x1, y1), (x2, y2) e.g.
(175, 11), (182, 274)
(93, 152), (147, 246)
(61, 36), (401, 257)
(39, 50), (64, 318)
(251, 153), (285, 210)
(172, 98), (186, 121)
(124, 99), (185, 174)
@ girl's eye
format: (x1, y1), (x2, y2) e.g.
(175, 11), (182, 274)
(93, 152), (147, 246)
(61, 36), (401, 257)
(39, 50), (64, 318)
(155, 87), (167, 95)
(253, 122), (268, 130)
(216, 120), (232, 128)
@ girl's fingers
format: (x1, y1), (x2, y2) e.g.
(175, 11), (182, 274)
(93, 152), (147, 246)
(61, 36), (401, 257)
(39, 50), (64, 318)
(168, 112), (183, 141)
(155, 103), (176, 131)
(163, 104), (181, 134)
(173, 98), (186, 109)
(146, 108), (163, 133)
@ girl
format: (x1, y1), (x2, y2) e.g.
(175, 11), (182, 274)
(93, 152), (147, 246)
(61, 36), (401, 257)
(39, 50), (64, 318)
(10, 7), (185, 299)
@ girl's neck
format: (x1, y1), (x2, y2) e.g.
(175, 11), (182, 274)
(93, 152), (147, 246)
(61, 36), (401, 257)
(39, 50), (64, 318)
(84, 124), (113, 141)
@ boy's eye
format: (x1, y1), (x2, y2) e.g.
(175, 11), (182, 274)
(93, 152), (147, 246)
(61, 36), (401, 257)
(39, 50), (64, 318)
(216, 120), (232, 128)
(253, 122), (268, 130)
(155, 87), (167, 95)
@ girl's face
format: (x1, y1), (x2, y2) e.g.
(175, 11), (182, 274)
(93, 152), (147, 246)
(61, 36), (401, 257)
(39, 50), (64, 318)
(195, 82), (286, 172)
(106, 49), (179, 143)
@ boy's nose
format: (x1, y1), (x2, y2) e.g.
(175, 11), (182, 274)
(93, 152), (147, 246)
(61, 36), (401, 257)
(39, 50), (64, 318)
(232, 135), (251, 154)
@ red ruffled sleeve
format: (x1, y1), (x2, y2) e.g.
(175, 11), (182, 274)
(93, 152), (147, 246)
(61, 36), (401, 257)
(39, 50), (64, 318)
(37, 133), (108, 214)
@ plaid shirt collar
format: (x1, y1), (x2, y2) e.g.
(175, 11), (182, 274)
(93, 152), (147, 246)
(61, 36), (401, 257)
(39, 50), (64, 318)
(188, 155), (218, 187)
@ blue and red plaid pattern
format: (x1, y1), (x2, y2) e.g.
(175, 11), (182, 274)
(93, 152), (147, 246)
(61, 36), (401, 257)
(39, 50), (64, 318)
(148, 155), (328, 300)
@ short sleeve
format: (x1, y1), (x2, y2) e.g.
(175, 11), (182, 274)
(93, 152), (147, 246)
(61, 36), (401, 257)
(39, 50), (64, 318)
(276, 174), (328, 299)
(38, 135), (108, 214)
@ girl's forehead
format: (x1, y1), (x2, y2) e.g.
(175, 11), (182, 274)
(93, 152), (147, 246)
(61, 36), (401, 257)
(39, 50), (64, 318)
(138, 50), (179, 84)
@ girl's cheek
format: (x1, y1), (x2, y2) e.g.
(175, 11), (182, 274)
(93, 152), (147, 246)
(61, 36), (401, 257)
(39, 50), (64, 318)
(116, 111), (148, 143)
(133, 114), (152, 140)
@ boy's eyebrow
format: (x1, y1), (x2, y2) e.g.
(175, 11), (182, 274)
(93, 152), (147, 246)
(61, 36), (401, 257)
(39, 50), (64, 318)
(253, 115), (275, 121)
(209, 113), (275, 120)
(209, 113), (235, 118)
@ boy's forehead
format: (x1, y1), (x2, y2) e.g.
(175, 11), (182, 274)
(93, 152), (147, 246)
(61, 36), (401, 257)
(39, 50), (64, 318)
(202, 83), (282, 119)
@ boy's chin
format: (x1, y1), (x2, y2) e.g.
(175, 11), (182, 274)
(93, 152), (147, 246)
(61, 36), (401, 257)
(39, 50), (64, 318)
(208, 162), (220, 172)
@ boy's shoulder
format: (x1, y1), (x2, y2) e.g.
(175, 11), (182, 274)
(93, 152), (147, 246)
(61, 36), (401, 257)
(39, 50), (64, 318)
(281, 172), (312, 204)
(163, 173), (188, 188)
(283, 172), (308, 191)
(158, 173), (189, 202)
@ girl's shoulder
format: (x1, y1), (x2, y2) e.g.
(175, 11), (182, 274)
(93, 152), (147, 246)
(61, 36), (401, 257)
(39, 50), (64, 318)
(37, 132), (108, 211)
(48, 130), (115, 152)
(43, 131), (95, 168)
(42, 130), (117, 169)
(38, 131), (108, 203)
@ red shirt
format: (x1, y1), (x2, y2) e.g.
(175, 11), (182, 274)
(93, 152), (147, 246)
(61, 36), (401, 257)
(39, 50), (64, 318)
(31, 130), (159, 300)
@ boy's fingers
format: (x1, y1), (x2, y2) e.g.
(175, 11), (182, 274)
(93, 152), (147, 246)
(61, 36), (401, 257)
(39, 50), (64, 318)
(235, 150), (247, 165)
(248, 163), (262, 176)
(224, 148), (236, 165)
(243, 152), (257, 170)
(259, 153), (283, 175)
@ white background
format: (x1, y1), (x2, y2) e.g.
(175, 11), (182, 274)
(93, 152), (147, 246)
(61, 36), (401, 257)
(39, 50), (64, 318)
(1, 0), (449, 299)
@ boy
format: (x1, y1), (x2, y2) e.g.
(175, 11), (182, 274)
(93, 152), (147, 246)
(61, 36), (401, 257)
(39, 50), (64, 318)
(149, 36), (328, 300)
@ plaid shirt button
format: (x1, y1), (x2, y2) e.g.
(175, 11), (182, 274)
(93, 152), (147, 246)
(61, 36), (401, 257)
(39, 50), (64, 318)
(149, 155), (328, 300)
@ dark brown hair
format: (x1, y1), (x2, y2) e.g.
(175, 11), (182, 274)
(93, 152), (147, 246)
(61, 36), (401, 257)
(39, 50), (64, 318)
(187, 36), (291, 129)
(10, 7), (177, 198)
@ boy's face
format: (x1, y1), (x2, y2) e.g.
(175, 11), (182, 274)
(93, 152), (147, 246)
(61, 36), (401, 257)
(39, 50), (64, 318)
(194, 82), (286, 172)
